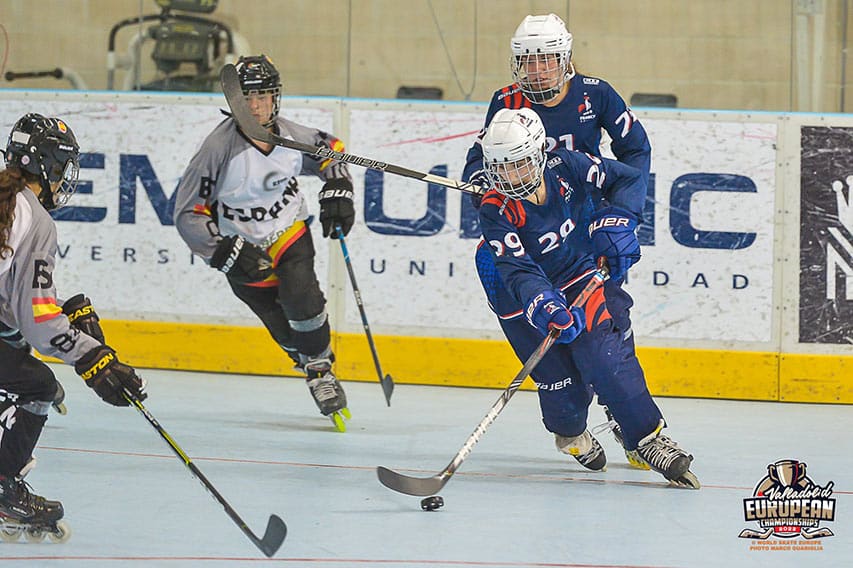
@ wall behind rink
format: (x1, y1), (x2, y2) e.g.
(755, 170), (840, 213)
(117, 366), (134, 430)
(2, 91), (851, 404)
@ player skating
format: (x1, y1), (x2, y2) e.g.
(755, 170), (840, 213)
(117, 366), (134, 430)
(462, 13), (653, 469)
(174, 55), (355, 431)
(0, 114), (149, 542)
(476, 108), (698, 488)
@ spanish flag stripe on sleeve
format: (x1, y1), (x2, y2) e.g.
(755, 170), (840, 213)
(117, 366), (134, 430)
(33, 297), (62, 323)
(319, 138), (346, 171)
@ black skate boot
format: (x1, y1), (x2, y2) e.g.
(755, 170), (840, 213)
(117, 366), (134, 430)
(629, 420), (700, 489)
(555, 430), (607, 471)
(52, 380), (67, 415)
(595, 406), (649, 470)
(304, 358), (350, 432)
(0, 472), (69, 543)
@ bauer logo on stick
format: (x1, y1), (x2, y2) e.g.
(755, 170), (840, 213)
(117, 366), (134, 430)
(739, 459), (837, 549)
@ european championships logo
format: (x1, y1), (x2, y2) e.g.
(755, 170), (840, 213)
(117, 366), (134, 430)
(739, 459), (836, 550)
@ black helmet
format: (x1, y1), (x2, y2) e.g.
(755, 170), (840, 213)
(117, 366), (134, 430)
(235, 54), (281, 127)
(5, 113), (80, 210)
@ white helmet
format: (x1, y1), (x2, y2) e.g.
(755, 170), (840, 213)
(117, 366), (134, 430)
(510, 13), (574, 104)
(481, 108), (547, 200)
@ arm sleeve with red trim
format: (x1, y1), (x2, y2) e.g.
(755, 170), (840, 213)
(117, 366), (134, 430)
(477, 193), (553, 308)
(5, 202), (100, 364)
(174, 120), (232, 263)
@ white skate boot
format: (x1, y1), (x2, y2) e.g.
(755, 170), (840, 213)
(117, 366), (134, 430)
(555, 430), (607, 471)
(594, 406), (649, 470)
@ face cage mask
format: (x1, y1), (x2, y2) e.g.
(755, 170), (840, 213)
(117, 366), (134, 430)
(484, 155), (545, 200)
(40, 159), (80, 211)
(511, 53), (571, 104)
(242, 87), (281, 128)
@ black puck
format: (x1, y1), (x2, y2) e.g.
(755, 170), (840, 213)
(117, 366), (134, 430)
(420, 495), (444, 511)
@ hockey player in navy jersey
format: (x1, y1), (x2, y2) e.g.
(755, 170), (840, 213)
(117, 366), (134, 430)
(462, 13), (653, 467)
(174, 55), (354, 431)
(476, 108), (698, 488)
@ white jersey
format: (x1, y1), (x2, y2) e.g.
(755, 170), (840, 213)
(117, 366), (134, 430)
(0, 189), (100, 364)
(174, 115), (352, 259)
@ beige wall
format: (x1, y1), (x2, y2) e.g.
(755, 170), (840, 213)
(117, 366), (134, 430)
(1, 0), (852, 111)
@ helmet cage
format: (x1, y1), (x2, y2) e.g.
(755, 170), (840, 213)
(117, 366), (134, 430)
(510, 14), (574, 104)
(236, 55), (282, 127)
(481, 108), (547, 200)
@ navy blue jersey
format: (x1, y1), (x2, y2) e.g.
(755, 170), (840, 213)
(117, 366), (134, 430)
(478, 148), (644, 314)
(463, 74), (651, 190)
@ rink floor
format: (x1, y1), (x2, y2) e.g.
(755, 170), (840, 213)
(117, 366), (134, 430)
(2, 363), (851, 567)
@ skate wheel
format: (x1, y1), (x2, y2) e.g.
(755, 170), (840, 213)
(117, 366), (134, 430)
(49, 520), (71, 543)
(52, 402), (67, 415)
(330, 411), (348, 433)
(0, 525), (22, 542)
(670, 470), (701, 490)
(25, 527), (46, 543)
(340, 407), (352, 420)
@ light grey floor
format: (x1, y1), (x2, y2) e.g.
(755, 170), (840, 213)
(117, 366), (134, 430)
(2, 363), (851, 567)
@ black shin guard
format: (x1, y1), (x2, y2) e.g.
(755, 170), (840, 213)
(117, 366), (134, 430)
(0, 403), (48, 477)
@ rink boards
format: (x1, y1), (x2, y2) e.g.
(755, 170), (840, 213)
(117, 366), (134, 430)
(1, 90), (850, 403)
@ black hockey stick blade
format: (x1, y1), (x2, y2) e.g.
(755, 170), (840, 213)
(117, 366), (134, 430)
(124, 391), (288, 557)
(219, 64), (483, 195)
(377, 466), (448, 497)
(255, 514), (287, 557)
(381, 374), (394, 407)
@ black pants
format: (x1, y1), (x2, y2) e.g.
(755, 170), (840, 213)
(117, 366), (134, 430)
(0, 340), (57, 477)
(229, 229), (331, 360)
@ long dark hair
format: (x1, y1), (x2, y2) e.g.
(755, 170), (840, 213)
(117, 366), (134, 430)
(0, 166), (37, 259)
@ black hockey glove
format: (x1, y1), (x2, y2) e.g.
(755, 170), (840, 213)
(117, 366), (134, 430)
(318, 178), (355, 238)
(75, 345), (147, 407)
(62, 294), (105, 343)
(210, 235), (274, 284)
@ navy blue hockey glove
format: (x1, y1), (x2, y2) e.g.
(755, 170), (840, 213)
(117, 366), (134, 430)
(588, 206), (641, 281)
(210, 235), (273, 284)
(62, 294), (105, 343)
(75, 345), (147, 407)
(319, 178), (355, 238)
(467, 169), (490, 209)
(525, 290), (586, 344)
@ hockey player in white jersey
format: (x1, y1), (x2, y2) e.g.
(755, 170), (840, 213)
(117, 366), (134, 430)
(0, 114), (148, 541)
(174, 55), (354, 431)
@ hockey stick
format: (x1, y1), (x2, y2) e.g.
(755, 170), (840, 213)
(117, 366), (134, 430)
(377, 267), (608, 496)
(123, 391), (287, 557)
(219, 64), (483, 195)
(336, 225), (395, 406)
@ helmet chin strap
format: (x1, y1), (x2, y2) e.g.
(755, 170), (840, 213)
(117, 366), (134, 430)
(36, 171), (57, 211)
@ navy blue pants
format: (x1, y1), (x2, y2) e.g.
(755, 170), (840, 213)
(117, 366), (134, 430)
(476, 246), (661, 449)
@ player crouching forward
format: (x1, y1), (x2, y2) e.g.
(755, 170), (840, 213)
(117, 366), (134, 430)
(476, 108), (699, 488)
(0, 114), (149, 542)
(174, 55), (353, 431)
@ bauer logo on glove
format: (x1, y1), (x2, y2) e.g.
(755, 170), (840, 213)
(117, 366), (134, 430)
(588, 206), (641, 282)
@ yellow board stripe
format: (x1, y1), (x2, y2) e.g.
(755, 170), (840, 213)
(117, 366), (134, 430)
(36, 320), (852, 404)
